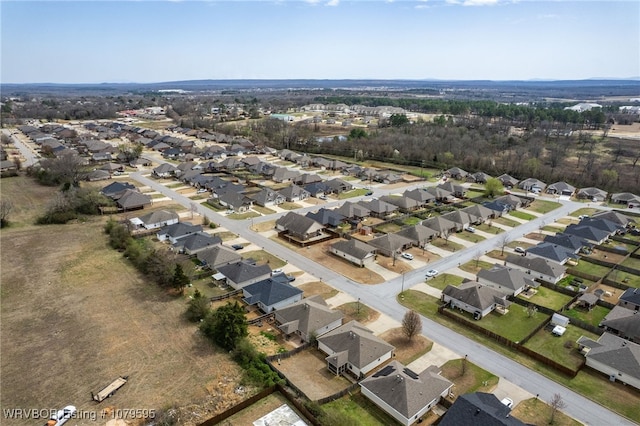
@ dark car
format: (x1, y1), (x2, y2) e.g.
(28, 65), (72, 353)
(365, 191), (373, 196)
(231, 244), (244, 250)
(285, 275), (296, 282)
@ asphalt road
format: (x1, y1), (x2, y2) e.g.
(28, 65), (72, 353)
(130, 169), (636, 426)
(2, 129), (40, 167)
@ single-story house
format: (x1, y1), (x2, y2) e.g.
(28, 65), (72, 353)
(504, 254), (566, 284)
(100, 181), (136, 198)
(358, 199), (399, 218)
(172, 232), (222, 255)
(562, 224), (611, 245)
(217, 191), (253, 213)
(242, 276), (304, 313)
(329, 239), (377, 267)
(403, 188), (435, 206)
(525, 243), (579, 265)
(445, 167), (468, 180)
(334, 201), (371, 220)
(470, 171), (492, 184)
(368, 233), (414, 258)
(275, 295), (344, 343)
(196, 246), (242, 270)
(113, 189), (152, 211)
(611, 192), (640, 206)
(497, 174), (519, 189)
(600, 306), (640, 343)
(130, 209), (179, 230)
(249, 188), (285, 207)
(546, 181), (576, 197)
(317, 320), (395, 378)
(439, 392), (525, 426)
(619, 288), (640, 311)
(438, 181), (466, 198)
(360, 361), (453, 426)
(306, 208), (345, 227)
(217, 260), (272, 290)
(577, 332), (640, 390)
(395, 224), (438, 248)
(442, 281), (511, 319)
(157, 222), (203, 244)
(518, 178), (546, 193)
(577, 187), (608, 202)
(275, 212), (325, 242)
(476, 264), (539, 297)
(279, 184), (310, 202)
(421, 216), (457, 238)
(153, 163), (177, 178)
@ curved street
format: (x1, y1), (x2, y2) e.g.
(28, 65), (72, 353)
(131, 169), (635, 426)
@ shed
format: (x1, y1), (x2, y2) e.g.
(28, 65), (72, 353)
(551, 313), (569, 327)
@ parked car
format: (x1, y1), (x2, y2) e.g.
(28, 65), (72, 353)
(578, 214), (589, 219)
(197, 188), (208, 193)
(49, 406), (76, 426)
(271, 269), (284, 275)
(365, 191), (373, 196)
(401, 253), (413, 260)
(501, 397), (514, 408)
(466, 226), (476, 233)
(318, 194), (327, 200)
(285, 275), (296, 282)
(425, 269), (438, 278)
(514, 246), (526, 254)
(231, 244), (244, 250)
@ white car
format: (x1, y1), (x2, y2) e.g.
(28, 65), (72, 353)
(50, 406), (76, 426)
(466, 226), (476, 233)
(425, 269), (438, 278)
(514, 246), (526, 254)
(501, 397), (514, 408)
(271, 268), (284, 275)
(401, 253), (413, 260)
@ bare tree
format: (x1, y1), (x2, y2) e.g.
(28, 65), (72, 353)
(0, 199), (13, 228)
(473, 250), (483, 268)
(441, 228), (452, 246)
(549, 393), (567, 424)
(402, 310), (422, 342)
(499, 233), (511, 256)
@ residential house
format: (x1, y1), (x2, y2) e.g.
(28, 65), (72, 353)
(395, 224), (438, 248)
(272, 167), (301, 183)
(438, 181), (467, 198)
(504, 254), (566, 284)
(130, 209), (179, 230)
(611, 192), (640, 206)
(576, 332), (640, 390)
(442, 281), (511, 319)
(368, 233), (414, 258)
(445, 167), (468, 180)
(334, 201), (371, 220)
(421, 216), (457, 238)
(294, 173), (323, 186)
(563, 224), (611, 245)
(600, 306), (640, 343)
(471, 171), (492, 184)
(425, 186), (453, 203)
(359, 361), (453, 426)
(217, 261), (272, 290)
(543, 233), (590, 254)
(497, 174), (519, 189)
(619, 288), (640, 311)
(306, 208), (345, 228)
(477, 264), (539, 297)
(152, 163), (177, 178)
(324, 178), (353, 194)
(329, 239), (377, 267)
(113, 189), (152, 211)
(304, 181), (331, 197)
(592, 210), (636, 228)
(403, 188), (435, 206)
(439, 392), (526, 426)
(197, 246), (242, 270)
(172, 232), (222, 255)
(249, 188), (284, 207)
(275, 295), (344, 343)
(379, 195), (420, 213)
(525, 243), (578, 265)
(358, 199), (399, 219)
(242, 276), (304, 313)
(462, 204), (497, 222)
(577, 187), (608, 202)
(279, 184), (310, 202)
(218, 192), (253, 213)
(317, 320), (395, 378)
(518, 178), (546, 193)
(100, 181), (136, 198)
(579, 217), (625, 235)
(275, 212), (325, 242)
(546, 181), (576, 197)
(157, 222), (203, 244)
(441, 210), (473, 231)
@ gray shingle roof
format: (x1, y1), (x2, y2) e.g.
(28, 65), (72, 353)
(217, 261), (272, 285)
(439, 392), (526, 426)
(477, 264), (538, 292)
(443, 281), (509, 311)
(505, 254), (566, 279)
(242, 278), (303, 307)
(579, 332), (640, 383)
(601, 306), (640, 341)
(276, 295), (344, 337)
(330, 239), (377, 260)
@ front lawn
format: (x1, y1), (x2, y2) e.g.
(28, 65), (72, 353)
(459, 260), (494, 275)
(563, 305), (610, 327)
(476, 223), (504, 234)
(509, 210), (537, 221)
(427, 273), (465, 290)
(431, 238), (465, 252)
(524, 325), (599, 371)
(454, 231), (487, 244)
(338, 188), (370, 199)
(512, 397), (583, 426)
(228, 211), (261, 220)
(241, 250), (286, 268)
(440, 358), (499, 396)
(528, 199), (562, 214)
(517, 286), (573, 310)
(280, 202), (302, 210)
(493, 216), (522, 228)
(447, 306), (549, 343)
(252, 205), (277, 215)
(542, 225), (566, 233)
(569, 207), (602, 217)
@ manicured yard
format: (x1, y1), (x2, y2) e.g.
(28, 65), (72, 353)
(517, 286), (573, 310)
(493, 216), (522, 227)
(454, 231), (486, 244)
(459, 259), (494, 275)
(563, 305), (610, 327)
(569, 207), (602, 217)
(528, 199), (562, 214)
(241, 250), (287, 268)
(338, 188), (369, 199)
(608, 270), (640, 288)
(440, 358), (499, 396)
(509, 210), (537, 221)
(403, 216), (422, 226)
(447, 306), (549, 343)
(186, 276), (230, 299)
(476, 223), (504, 234)
(570, 260), (611, 279)
(431, 238), (464, 252)
(228, 211), (262, 220)
(542, 225), (566, 233)
(465, 189), (485, 199)
(512, 397), (583, 426)
(374, 222), (402, 233)
(335, 301), (379, 325)
(321, 392), (397, 426)
(280, 202), (302, 210)
(252, 205), (277, 215)
(524, 325), (599, 371)
(427, 273), (465, 290)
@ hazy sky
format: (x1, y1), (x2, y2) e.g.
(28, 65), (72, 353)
(2, 0), (639, 84)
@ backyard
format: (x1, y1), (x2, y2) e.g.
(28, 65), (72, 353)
(517, 286), (573, 310)
(523, 325), (599, 371)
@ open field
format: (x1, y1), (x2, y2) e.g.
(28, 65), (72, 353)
(0, 219), (245, 426)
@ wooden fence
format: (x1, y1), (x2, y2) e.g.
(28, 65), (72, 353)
(210, 288), (243, 302)
(316, 382), (360, 405)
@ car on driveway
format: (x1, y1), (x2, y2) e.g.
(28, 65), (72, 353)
(271, 269), (283, 276)
(365, 191), (373, 196)
(514, 246), (526, 254)
(401, 253), (413, 260)
(466, 226), (476, 233)
(501, 397), (514, 408)
(231, 244), (244, 250)
(425, 269), (438, 278)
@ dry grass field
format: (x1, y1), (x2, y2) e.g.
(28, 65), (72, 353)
(0, 176), (245, 425)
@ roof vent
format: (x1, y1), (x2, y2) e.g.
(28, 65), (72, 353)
(475, 408), (481, 416)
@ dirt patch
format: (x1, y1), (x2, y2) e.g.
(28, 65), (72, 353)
(274, 349), (351, 400)
(378, 328), (433, 365)
(586, 249), (626, 264)
(0, 219), (245, 426)
(524, 232), (546, 241)
(297, 281), (339, 300)
(590, 283), (622, 304)
(247, 324), (293, 356)
(334, 301), (380, 325)
(377, 256), (414, 274)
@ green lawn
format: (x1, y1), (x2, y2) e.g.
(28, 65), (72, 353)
(447, 306), (549, 343)
(609, 270), (640, 288)
(185, 276), (230, 299)
(493, 216), (522, 228)
(459, 260), (494, 275)
(212, 231), (238, 241)
(241, 250), (286, 268)
(569, 207), (602, 217)
(440, 358), (499, 395)
(476, 223), (504, 234)
(563, 305), (610, 327)
(321, 392), (399, 426)
(517, 286), (573, 310)
(465, 189), (485, 199)
(431, 238), (464, 252)
(454, 231), (487, 244)
(528, 199), (562, 214)
(252, 205), (277, 215)
(228, 211), (262, 220)
(403, 216), (422, 226)
(542, 225), (566, 233)
(375, 222), (402, 233)
(279, 202), (302, 210)
(509, 210), (537, 221)
(524, 325), (600, 370)
(338, 188), (370, 199)
(427, 273), (465, 290)
(571, 261), (611, 279)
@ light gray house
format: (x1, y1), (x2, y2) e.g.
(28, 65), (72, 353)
(275, 295), (344, 343)
(242, 276), (304, 314)
(360, 361), (453, 426)
(546, 181), (576, 197)
(577, 187), (608, 202)
(504, 254), (566, 284)
(477, 264), (539, 297)
(577, 332), (640, 390)
(442, 281), (510, 319)
(329, 239), (377, 267)
(130, 209), (179, 230)
(217, 260), (272, 289)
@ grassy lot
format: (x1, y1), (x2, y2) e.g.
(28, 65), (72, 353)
(512, 397), (583, 426)
(528, 199), (562, 214)
(252, 205), (277, 215)
(509, 210), (537, 221)
(465, 189), (485, 199)
(335, 301), (380, 325)
(398, 292), (640, 422)
(280, 201), (302, 210)
(571, 261), (611, 279)
(211, 230), (238, 241)
(321, 392), (398, 426)
(379, 328), (433, 365)
(241, 250), (287, 268)
(187, 276), (231, 299)
(201, 202), (226, 212)
(252, 220), (276, 233)
(454, 231), (487, 243)
(440, 358), (499, 396)
(563, 305), (610, 327)
(338, 188), (370, 199)
(228, 211), (262, 220)
(0, 175), (58, 227)
(403, 216), (422, 226)
(494, 216), (522, 228)
(166, 182), (185, 189)
(524, 325), (599, 370)
(450, 306), (549, 343)
(297, 281), (339, 300)
(426, 273), (465, 290)
(569, 207), (602, 217)
(542, 225), (566, 233)
(477, 223), (505, 234)
(375, 222), (402, 233)
(431, 238), (465, 252)
(459, 260), (494, 275)
(517, 286), (573, 310)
